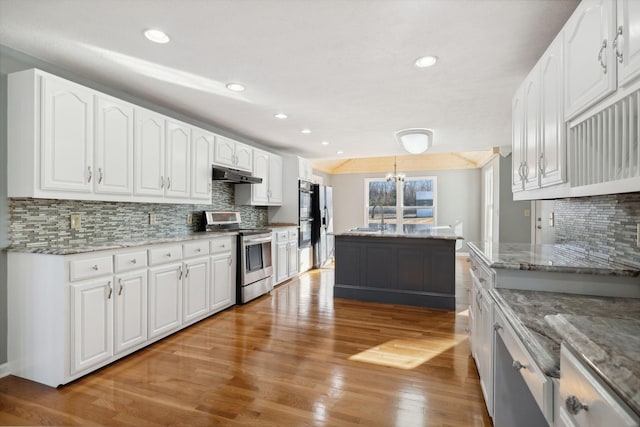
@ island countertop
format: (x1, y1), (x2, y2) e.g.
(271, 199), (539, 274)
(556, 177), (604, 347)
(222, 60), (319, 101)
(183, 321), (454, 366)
(336, 225), (462, 240)
(467, 241), (640, 277)
(491, 288), (640, 415)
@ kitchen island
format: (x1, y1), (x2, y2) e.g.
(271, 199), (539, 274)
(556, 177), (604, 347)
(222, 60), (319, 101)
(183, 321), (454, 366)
(333, 227), (462, 310)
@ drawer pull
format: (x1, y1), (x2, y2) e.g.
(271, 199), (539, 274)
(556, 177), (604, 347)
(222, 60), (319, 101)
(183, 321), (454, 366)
(118, 278), (124, 296)
(107, 282), (113, 299)
(196, 248), (201, 252)
(471, 265), (478, 271)
(466, 258), (471, 263)
(512, 360), (526, 371)
(565, 395), (589, 415)
(493, 323), (502, 331)
(178, 266), (183, 280)
(131, 258), (137, 264)
(479, 277), (486, 283)
(92, 265), (99, 271)
(166, 253), (172, 257)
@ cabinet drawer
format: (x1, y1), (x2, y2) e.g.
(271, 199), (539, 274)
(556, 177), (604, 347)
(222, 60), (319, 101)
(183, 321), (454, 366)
(494, 308), (553, 423)
(114, 251), (147, 272)
(69, 255), (113, 281)
(469, 253), (494, 289)
(558, 345), (639, 427)
(288, 229), (299, 241)
(210, 237), (233, 254)
(148, 245), (183, 266)
(276, 230), (289, 242)
(183, 241), (210, 258)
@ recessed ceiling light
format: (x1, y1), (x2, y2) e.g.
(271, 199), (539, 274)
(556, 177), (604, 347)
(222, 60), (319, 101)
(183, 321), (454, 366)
(337, 150), (344, 154)
(274, 113), (288, 119)
(321, 141), (329, 146)
(226, 83), (245, 92)
(301, 129), (311, 134)
(144, 29), (170, 44)
(414, 55), (438, 68)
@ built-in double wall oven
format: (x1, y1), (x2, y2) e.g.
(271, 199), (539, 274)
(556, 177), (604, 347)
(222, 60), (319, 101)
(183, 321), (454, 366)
(299, 180), (313, 248)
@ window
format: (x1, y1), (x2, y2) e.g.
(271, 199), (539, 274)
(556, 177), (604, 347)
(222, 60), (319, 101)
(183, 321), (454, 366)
(365, 177), (437, 232)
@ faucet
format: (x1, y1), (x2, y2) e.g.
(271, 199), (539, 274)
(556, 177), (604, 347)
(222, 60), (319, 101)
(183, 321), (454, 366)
(372, 203), (385, 231)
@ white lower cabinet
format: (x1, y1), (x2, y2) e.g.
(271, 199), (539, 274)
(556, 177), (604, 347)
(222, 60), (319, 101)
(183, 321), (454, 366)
(273, 227), (299, 285)
(8, 235), (237, 387)
(148, 262), (182, 339)
(114, 270), (147, 355)
(70, 278), (114, 375)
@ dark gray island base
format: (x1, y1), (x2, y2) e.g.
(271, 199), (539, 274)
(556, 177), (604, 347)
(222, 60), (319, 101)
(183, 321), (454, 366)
(334, 231), (459, 310)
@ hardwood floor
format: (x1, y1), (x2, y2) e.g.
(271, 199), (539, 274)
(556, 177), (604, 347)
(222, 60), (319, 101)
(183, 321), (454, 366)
(0, 257), (491, 426)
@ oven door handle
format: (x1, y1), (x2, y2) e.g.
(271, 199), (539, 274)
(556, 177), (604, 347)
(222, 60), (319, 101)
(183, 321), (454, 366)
(244, 237), (272, 244)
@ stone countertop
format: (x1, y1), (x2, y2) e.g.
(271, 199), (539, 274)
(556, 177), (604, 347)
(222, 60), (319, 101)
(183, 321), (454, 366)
(467, 241), (640, 277)
(3, 231), (239, 255)
(336, 226), (462, 240)
(491, 288), (640, 413)
(546, 314), (640, 416)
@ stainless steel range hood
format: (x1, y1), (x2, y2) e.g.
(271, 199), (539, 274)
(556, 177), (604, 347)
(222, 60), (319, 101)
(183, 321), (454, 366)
(212, 165), (262, 184)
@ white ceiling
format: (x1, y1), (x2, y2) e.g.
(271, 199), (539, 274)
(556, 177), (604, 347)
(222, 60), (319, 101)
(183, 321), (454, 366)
(0, 0), (578, 160)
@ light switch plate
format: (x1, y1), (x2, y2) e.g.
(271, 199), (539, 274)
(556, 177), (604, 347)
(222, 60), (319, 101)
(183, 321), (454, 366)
(70, 214), (81, 229)
(187, 213), (193, 226)
(524, 209), (531, 217)
(149, 213), (157, 225)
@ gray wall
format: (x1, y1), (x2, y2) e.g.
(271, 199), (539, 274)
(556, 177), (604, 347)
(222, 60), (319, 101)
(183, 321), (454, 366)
(498, 154), (532, 243)
(331, 168), (482, 252)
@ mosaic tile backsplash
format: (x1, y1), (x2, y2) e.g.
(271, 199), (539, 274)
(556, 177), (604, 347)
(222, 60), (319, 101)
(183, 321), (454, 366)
(554, 192), (640, 268)
(8, 182), (268, 249)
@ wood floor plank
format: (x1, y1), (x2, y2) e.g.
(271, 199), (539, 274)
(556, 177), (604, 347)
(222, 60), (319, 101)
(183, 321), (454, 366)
(0, 257), (491, 426)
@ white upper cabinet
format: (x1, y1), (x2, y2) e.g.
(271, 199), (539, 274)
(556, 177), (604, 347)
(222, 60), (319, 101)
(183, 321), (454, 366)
(41, 74), (94, 193)
(564, 0), (617, 119)
(523, 74), (541, 190)
(214, 136), (252, 172)
(95, 95), (134, 195)
(298, 156), (313, 181)
(134, 108), (165, 197)
(191, 128), (214, 201)
(165, 119), (191, 199)
(236, 148), (283, 206)
(512, 85), (526, 192)
(539, 37), (566, 187)
(616, 0), (640, 86)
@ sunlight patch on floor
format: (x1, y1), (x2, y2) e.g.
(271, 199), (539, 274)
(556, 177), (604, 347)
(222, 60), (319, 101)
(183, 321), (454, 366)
(349, 336), (466, 370)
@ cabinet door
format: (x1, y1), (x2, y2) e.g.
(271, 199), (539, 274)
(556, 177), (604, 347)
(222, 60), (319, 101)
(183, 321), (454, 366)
(191, 128), (214, 201)
(617, 0), (640, 86)
(252, 150), (270, 204)
(268, 153), (283, 205)
(41, 75), (93, 193)
(183, 257), (210, 323)
(523, 75), (540, 190)
(564, 0), (617, 119)
(479, 290), (494, 417)
(234, 142), (253, 172)
(213, 136), (236, 168)
(211, 252), (234, 313)
(114, 271), (147, 354)
(148, 263), (182, 339)
(95, 95), (134, 195)
(276, 242), (288, 283)
(512, 86), (526, 192)
(540, 37), (566, 187)
(134, 108), (165, 196)
(165, 120), (191, 199)
(287, 242), (299, 277)
(70, 278), (113, 374)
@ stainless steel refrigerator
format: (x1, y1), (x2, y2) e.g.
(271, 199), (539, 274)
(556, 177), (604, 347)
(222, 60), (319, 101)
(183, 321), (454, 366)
(312, 184), (334, 268)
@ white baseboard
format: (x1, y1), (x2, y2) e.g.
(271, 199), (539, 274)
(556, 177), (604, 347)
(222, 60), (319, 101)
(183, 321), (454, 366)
(0, 362), (10, 379)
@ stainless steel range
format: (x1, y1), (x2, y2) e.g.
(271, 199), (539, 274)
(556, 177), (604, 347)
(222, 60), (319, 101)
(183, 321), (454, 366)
(202, 211), (273, 304)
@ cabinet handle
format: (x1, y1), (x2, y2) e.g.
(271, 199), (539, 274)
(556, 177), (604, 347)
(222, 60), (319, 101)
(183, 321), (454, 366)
(479, 277), (486, 284)
(538, 152), (545, 175)
(196, 248), (201, 252)
(493, 323), (502, 331)
(87, 166), (93, 183)
(523, 162), (529, 180)
(160, 176), (164, 188)
(98, 167), (104, 184)
(118, 278), (124, 296)
(131, 258), (137, 264)
(166, 177), (171, 189)
(92, 264), (99, 271)
(464, 327), (470, 333)
(471, 265), (477, 271)
(228, 258), (232, 266)
(107, 281), (113, 299)
(613, 26), (623, 63)
(511, 360), (526, 371)
(178, 266), (183, 280)
(465, 258), (471, 263)
(185, 267), (190, 278)
(598, 39), (608, 74)
(565, 395), (589, 415)
(166, 253), (172, 257)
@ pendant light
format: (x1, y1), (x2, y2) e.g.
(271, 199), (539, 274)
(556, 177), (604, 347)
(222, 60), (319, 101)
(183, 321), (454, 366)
(386, 157), (405, 182)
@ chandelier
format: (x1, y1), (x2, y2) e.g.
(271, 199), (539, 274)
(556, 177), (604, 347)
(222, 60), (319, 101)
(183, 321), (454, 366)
(386, 157), (405, 182)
